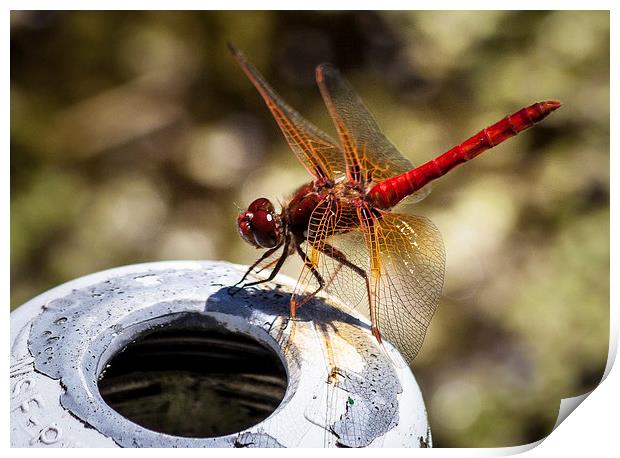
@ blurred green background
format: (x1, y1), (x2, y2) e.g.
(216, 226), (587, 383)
(10, 11), (609, 447)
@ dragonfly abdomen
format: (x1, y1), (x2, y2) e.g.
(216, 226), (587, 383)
(367, 101), (561, 209)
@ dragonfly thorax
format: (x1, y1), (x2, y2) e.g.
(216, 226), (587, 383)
(238, 198), (284, 249)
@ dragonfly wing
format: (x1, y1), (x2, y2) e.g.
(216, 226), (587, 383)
(293, 193), (366, 306)
(309, 206), (445, 364)
(372, 211), (445, 363)
(315, 228), (372, 314)
(230, 45), (345, 180)
(291, 197), (343, 307)
(316, 63), (430, 202)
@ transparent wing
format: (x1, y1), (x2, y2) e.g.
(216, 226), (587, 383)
(291, 196), (353, 308)
(371, 212), (445, 363)
(307, 205), (445, 364)
(230, 45), (345, 180)
(316, 63), (430, 202)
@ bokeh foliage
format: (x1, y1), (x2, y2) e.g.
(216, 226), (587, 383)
(11, 11), (609, 447)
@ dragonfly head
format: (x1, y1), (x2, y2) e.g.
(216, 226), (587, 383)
(238, 198), (283, 249)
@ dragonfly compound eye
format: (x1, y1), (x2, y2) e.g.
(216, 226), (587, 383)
(238, 198), (280, 249)
(237, 211), (257, 247)
(250, 209), (279, 248)
(248, 197), (275, 214)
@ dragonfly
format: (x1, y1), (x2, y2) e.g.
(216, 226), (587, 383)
(230, 44), (560, 364)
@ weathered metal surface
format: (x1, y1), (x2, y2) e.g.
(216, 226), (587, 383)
(10, 260), (431, 447)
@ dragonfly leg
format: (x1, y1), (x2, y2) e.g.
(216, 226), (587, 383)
(319, 242), (382, 343)
(324, 262), (343, 290)
(290, 244), (327, 318)
(237, 237), (290, 289)
(232, 243), (283, 289)
(253, 257), (281, 275)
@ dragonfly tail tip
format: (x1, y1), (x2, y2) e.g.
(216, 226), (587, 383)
(541, 100), (562, 112)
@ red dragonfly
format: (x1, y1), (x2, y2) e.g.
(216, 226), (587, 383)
(230, 44), (560, 363)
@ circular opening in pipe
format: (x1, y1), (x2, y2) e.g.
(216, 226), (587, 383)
(97, 314), (288, 438)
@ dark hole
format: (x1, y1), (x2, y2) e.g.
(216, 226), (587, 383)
(97, 314), (288, 438)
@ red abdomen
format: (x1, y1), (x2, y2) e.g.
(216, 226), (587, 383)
(368, 100), (561, 209)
